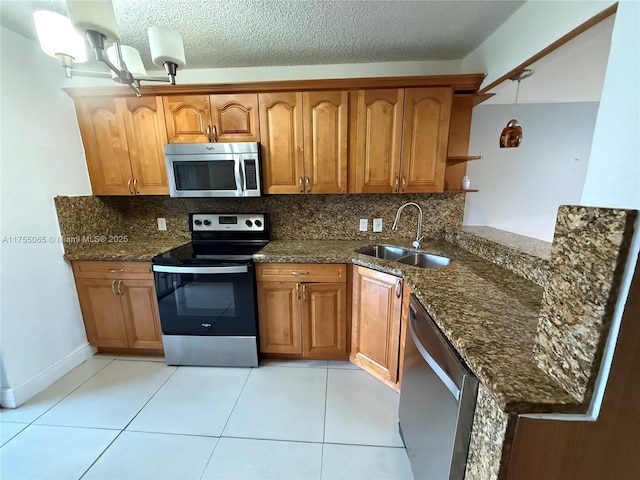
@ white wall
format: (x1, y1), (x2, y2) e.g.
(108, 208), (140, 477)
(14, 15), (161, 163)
(0, 27), (93, 407)
(463, 0), (615, 89)
(464, 102), (599, 241)
(581, 1), (640, 209)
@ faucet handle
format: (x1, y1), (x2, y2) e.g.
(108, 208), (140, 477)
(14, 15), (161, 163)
(412, 236), (424, 249)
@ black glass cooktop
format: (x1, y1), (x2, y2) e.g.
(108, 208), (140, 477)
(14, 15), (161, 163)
(152, 242), (268, 265)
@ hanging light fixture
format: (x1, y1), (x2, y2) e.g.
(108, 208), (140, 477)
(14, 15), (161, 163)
(499, 69), (534, 148)
(33, 0), (186, 97)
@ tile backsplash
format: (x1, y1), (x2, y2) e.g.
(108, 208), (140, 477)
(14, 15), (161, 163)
(55, 193), (465, 246)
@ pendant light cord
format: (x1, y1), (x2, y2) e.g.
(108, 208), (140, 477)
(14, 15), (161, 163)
(513, 79), (521, 119)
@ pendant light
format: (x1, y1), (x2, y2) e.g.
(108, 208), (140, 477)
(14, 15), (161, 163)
(499, 69), (534, 148)
(33, 0), (186, 97)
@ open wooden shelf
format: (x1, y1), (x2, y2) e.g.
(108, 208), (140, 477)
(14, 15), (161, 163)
(444, 189), (479, 193)
(446, 155), (483, 164)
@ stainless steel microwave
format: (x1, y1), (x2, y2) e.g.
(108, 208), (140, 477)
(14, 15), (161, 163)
(164, 142), (262, 197)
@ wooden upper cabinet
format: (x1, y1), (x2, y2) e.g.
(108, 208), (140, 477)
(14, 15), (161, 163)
(259, 92), (304, 194)
(164, 94), (259, 143)
(163, 95), (211, 143)
(351, 89), (404, 193)
(120, 97), (169, 195)
(75, 97), (133, 195)
(400, 87), (452, 193)
(303, 91), (348, 194)
(210, 94), (259, 142)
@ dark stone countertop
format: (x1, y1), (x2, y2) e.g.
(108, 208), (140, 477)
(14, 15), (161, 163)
(66, 237), (580, 414)
(255, 239), (580, 414)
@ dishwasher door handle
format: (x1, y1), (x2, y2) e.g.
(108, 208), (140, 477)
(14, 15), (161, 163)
(409, 315), (461, 401)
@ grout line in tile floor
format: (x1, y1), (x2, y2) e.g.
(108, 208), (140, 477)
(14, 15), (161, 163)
(77, 363), (179, 480)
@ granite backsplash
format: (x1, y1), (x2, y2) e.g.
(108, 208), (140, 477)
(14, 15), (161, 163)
(54, 193), (465, 254)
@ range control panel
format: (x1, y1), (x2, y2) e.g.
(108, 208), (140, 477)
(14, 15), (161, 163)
(191, 213), (266, 232)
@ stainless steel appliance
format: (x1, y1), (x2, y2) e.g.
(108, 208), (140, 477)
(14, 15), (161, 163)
(152, 213), (269, 367)
(399, 294), (479, 480)
(164, 142), (262, 197)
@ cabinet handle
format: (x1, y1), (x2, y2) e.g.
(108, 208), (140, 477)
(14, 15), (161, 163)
(111, 280), (117, 295)
(298, 177), (304, 193)
(395, 280), (402, 298)
(206, 125), (212, 142)
(296, 283), (301, 299)
(394, 176), (399, 193)
(401, 176), (406, 192)
(302, 284), (306, 301)
(108, 269), (124, 273)
(133, 179), (139, 195)
(305, 177), (310, 193)
(291, 271), (308, 276)
(127, 179), (134, 195)
(212, 125), (218, 142)
(117, 280), (123, 295)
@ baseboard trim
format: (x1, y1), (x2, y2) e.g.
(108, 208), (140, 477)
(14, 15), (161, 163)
(0, 343), (96, 408)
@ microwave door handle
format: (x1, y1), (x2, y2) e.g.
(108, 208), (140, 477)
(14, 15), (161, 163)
(234, 155), (244, 196)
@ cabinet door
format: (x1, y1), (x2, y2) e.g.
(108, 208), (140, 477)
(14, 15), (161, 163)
(302, 283), (347, 358)
(163, 95), (212, 143)
(75, 97), (133, 195)
(303, 91), (348, 194)
(259, 92), (304, 194)
(400, 88), (452, 193)
(120, 279), (163, 350)
(210, 94), (260, 142)
(257, 281), (303, 354)
(75, 278), (129, 348)
(120, 97), (169, 195)
(351, 89), (404, 193)
(351, 266), (402, 383)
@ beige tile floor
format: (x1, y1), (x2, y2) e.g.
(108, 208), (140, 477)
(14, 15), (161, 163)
(0, 355), (413, 479)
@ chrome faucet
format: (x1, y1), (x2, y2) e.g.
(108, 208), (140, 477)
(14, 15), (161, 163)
(392, 202), (424, 249)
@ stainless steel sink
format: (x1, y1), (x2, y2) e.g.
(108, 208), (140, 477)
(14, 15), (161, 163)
(356, 245), (451, 270)
(355, 245), (411, 261)
(395, 252), (451, 269)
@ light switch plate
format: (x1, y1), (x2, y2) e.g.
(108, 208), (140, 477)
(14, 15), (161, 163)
(373, 218), (383, 232)
(157, 218), (167, 231)
(359, 219), (368, 231)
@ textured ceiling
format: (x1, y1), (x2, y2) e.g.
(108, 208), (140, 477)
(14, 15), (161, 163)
(1, 0), (525, 70)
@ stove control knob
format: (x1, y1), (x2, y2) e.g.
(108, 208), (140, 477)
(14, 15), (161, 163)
(194, 219), (202, 226)
(245, 219), (253, 227)
(203, 219), (211, 226)
(255, 219), (262, 228)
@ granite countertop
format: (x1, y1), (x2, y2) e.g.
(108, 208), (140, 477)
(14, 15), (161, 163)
(66, 237), (579, 414)
(256, 239), (579, 415)
(64, 239), (188, 262)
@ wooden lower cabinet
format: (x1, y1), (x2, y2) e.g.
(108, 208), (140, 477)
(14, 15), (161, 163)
(72, 261), (162, 351)
(351, 266), (403, 387)
(256, 263), (348, 359)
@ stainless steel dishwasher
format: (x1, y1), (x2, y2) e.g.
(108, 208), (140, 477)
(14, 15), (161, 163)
(399, 295), (479, 480)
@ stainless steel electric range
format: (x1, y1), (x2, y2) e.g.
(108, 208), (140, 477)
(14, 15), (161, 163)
(151, 213), (269, 367)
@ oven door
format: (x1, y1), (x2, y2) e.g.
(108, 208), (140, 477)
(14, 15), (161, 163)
(152, 263), (257, 336)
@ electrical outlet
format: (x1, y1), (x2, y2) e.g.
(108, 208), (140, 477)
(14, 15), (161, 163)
(359, 219), (368, 231)
(373, 218), (383, 232)
(157, 218), (167, 231)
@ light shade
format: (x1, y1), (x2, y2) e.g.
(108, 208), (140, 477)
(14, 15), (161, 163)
(106, 45), (147, 77)
(499, 119), (523, 148)
(33, 11), (88, 63)
(67, 0), (120, 42)
(148, 26), (186, 68)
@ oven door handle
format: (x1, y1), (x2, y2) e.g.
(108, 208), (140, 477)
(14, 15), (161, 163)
(152, 265), (249, 274)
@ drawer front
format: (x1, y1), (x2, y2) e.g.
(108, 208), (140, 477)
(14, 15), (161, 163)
(72, 261), (153, 279)
(256, 263), (347, 283)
